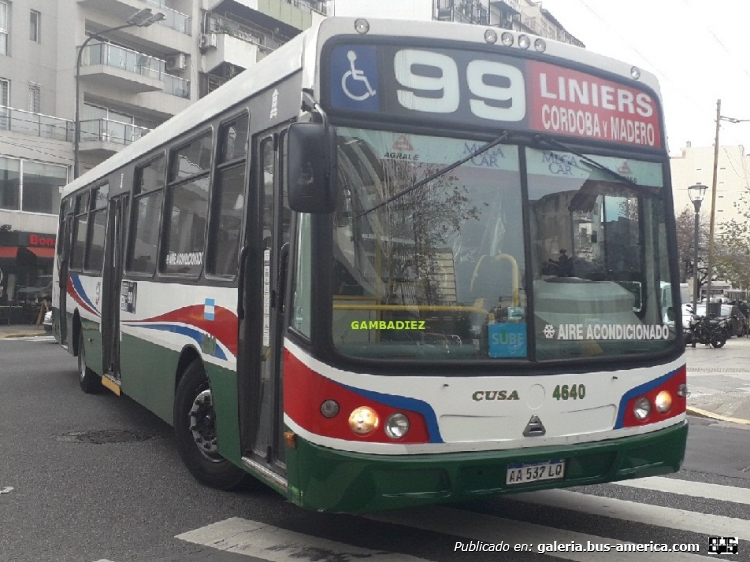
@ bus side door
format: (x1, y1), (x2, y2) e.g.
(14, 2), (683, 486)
(238, 127), (290, 476)
(57, 211), (74, 346)
(101, 194), (129, 381)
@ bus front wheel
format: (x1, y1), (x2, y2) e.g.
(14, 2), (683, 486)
(78, 331), (101, 394)
(174, 360), (245, 490)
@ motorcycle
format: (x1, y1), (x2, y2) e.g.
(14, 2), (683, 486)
(686, 314), (729, 348)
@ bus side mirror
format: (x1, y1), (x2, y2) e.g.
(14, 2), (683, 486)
(287, 122), (337, 214)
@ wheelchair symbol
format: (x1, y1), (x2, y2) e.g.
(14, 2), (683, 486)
(341, 51), (376, 101)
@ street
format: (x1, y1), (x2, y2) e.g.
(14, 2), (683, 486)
(0, 337), (747, 562)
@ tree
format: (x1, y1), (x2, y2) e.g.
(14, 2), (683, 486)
(674, 205), (709, 291)
(715, 194), (750, 290)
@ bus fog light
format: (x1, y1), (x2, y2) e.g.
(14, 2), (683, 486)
(385, 413), (410, 439)
(354, 19), (370, 34)
(518, 34), (531, 49)
(349, 406), (378, 435)
(501, 32), (514, 46)
(633, 397), (651, 420)
(320, 399), (339, 418)
(655, 391), (672, 413)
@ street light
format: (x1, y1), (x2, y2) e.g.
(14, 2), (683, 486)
(73, 8), (165, 179)
(688, 182), (707, 315)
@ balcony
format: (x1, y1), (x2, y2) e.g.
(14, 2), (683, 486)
(79, 42), (190, 99)
(79, 43), (166, 93)
(0, 107), (73, 141)
(77, 0), (192, 36)
(79, 118), (151, 157)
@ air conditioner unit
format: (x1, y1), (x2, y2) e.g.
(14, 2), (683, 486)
(166, 53), (187, 71)
(199, 33), (218, 50)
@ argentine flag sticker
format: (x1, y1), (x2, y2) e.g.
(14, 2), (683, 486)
(204, 298), (215, 321)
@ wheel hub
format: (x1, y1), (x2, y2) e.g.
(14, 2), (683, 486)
(189, 389), (220, 461)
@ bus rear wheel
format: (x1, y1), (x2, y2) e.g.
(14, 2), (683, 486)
(174, 360), (245, 490)
(78, 331), (101, 394)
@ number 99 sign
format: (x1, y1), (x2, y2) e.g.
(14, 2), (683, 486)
(393, 49), (526, 122)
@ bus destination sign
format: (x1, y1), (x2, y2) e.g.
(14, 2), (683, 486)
(326, 44), (662, 148)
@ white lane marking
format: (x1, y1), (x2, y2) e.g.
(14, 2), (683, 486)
(511, 488), (750, 540)
(613, 476), (750, 505)
(176, 517), (433, 561)
(370, 506), (717, 561)
(0, 486), (13, 494)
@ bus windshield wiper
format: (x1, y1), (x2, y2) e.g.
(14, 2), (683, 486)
(356, 130), (511, 218)
(534, 134), (638, 186)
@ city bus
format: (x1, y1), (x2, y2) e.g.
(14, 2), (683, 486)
(52, 16), (688, 513)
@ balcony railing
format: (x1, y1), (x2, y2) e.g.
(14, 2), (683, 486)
(79, 118), (151, 145)
(207, 14), (289, 54)
(163, 74), (191, 99)
(81, 42), (190, 98)
(0, 106), (73, 141)
(142, 0), (192, 35)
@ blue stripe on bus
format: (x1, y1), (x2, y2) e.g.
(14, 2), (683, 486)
(128, 323), (228, 361)
(70, 274), (98, 314)
(341, 384), (443, 444)
(613, 366), (681, 429)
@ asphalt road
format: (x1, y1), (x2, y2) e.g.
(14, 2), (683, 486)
(1, 337), (748, 562)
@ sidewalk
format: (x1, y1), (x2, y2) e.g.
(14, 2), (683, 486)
(0, 323), (48, 338)
(2, 323), (748, 424)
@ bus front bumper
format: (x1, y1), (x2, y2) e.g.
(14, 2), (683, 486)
(289, 420), (688, 513)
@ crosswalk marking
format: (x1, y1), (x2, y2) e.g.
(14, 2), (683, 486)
(512, 488), (750, 540)
(370, 505), (717, 561)
(614, 475), (750, 505)
(99, 476), (748, 562)
(176, 517), (432, 561)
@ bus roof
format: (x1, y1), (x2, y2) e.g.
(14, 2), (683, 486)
(63, 17), (661, 198)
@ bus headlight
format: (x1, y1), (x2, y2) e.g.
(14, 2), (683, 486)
(354, 18), (370, 34)
(534, 38), (546, 52)
(384, 413), (410, 439)
(654, 391), (672, 413)
(349, 406), (378, 435)
(501, 32), (514, 46)
(518, 34), (531, 49)
(633, 397), (651, 420)
(484, 29), (498, 44)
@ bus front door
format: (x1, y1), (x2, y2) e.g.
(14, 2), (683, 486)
(101, 194), (128, 382)
(238, 127), (290, 480)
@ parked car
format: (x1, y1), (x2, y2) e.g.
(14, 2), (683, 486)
(15, 275), (52, 305)
(683, 303), (748, 337)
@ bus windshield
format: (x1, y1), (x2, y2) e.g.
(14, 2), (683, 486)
(331, 127), (675, 362)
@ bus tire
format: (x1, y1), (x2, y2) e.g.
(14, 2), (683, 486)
(78, 331), (101, 394)
(173, 360), (245, 490)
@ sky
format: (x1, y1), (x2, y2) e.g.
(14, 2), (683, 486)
(539, 0), (750, 155)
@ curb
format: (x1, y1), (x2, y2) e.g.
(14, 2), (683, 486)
(0, 331), (48, 339)
(687, 406), (750, 426)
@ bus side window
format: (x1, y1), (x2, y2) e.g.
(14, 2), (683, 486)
(127, 156), (165, 275)
(207, 114), (249, 277)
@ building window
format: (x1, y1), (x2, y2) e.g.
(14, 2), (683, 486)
(28, 83), (40, 113)
(0, 2), (8, 56)
(30, 10), (40, 43)
(0, 156), (67, 214)
(0, 78), (8, 130)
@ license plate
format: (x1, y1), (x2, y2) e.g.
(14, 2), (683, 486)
(506, 459), (565, 485)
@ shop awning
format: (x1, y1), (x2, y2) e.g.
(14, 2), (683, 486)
(0, 246), (55, 259)
(28, 247), (55, 258)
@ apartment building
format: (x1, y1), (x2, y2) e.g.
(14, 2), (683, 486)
(0, 0), (324, 305)
(0, 0), (574, 305)
(670, 142), (750, 225)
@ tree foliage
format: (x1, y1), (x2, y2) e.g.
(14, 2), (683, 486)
(715, 193), (750, 289)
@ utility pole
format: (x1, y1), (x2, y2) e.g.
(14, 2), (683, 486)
(705, 99), (721, 310)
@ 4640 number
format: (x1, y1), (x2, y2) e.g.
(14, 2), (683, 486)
(552, 384), (586, 401)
